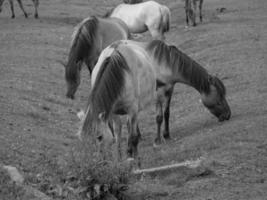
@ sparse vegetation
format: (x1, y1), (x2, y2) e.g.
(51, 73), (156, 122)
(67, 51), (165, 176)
(24, 140), (131, 199)
(0, 168), (26, 200)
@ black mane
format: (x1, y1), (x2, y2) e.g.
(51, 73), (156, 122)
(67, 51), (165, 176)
(90, 50), (130, 120)
(65, 16), (99, 83)
(147, 40), (211, 94)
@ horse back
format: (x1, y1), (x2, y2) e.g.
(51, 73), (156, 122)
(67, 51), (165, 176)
(115, 41), (157, 110)
(97, 18), (130, 49)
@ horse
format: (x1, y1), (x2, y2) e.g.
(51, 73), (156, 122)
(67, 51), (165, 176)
(78, 39), (231, 165)
(0, 0), (39, 18)
(185, 0), (204, 26)
(64, 16), (130, 99)
(123, 0), (142, 4)
(105, 1), (171, 40)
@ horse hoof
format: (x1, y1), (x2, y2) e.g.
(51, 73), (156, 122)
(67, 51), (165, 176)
(163, 133), (171, 140)
(11, 15), (15, 19)
(66, 93), (74, 99)
(34, 14), (38, 19)
(153, 137), (165, 147)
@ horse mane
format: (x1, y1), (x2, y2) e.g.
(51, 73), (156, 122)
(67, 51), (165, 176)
(65, 16), (99, 83)
(209, 76), (226, 97)
(89, 49), (130, 121)
(147, 40), (211, 94)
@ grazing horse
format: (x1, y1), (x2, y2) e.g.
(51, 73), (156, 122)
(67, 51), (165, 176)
(0, 0), (39, 18)
(64, 16), (130, 99)
(105, 1), (171, 40)
(185, 0), (203, 26)
(78, 40), (231, 164)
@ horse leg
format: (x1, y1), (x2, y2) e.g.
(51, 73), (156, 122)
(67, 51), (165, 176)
(185, 0), (189, 26)
(112, 116), (122, 162)
(32, 0), (38, 18)
(199, 0), (203, 22)
(192, 0), (197, 26)
(163, 86), (174, 139)
(16, 0), (28, 18)
(8, 0), (15, 18)
(155, 97), (163, 145)
(127, 114), (141, 167)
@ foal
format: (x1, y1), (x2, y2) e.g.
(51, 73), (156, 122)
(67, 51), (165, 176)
(0, 0), (39, 18)
(185, 0), (203, 26)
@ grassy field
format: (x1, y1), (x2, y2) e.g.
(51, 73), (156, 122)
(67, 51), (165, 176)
(0, 0), (267, 199)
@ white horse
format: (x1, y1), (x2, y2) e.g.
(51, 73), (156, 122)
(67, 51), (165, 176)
(0, 0), (39, 18)
(106, 1), (171, 40)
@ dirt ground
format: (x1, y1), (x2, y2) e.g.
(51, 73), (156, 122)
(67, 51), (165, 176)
(0, 0), (267, 199)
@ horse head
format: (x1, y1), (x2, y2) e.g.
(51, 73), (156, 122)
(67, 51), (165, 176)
(201, 76), (231, 122)
(65, 60), (83, 99)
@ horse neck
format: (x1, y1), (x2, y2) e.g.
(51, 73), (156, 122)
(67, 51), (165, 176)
(168, 48), (211, 95)
(68, 17), (99, 73)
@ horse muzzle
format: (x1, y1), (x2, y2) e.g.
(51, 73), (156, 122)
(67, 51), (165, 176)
(218, 110), (231, 122)
(66, 92), (75, 100)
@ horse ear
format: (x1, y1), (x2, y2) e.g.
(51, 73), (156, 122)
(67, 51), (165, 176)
(98, 112), (106, 121)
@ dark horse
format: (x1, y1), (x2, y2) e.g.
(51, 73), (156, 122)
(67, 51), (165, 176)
(185, 0), (203, 26)
(0, 0), (39, 18)
(78, 40), (231, 164)
(64, 16), (130, 99)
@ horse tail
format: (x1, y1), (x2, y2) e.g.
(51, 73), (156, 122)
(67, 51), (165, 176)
(65, 16), (99, 84)
(90, 47), (130, 120)
(160, 6), (171, 32)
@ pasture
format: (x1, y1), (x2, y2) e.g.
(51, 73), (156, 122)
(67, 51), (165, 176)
(0, 0), (267, 199)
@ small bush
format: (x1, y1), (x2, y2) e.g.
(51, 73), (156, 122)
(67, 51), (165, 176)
(26, 138), (131, 199)
(62, 139), (131, 199)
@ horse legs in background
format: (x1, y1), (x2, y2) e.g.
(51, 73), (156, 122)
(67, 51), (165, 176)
(32, 0), (39, 18)
(185, 0), (196, 26)
(185, 0), (204, 26)
(199, 0), (203, 23)
(7, 0), (15, 18)
(16, 0), (28, 18)
(155, 85), (174, 145)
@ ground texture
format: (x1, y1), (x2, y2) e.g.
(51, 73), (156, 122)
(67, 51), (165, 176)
(0, 0), (267, 199)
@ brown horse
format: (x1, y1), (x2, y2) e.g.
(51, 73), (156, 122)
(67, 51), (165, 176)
(185, 0), (203, 26)
(78, 40), (231, 164)
(64, 16), (130, 99)
(0, 0), (39, 18)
